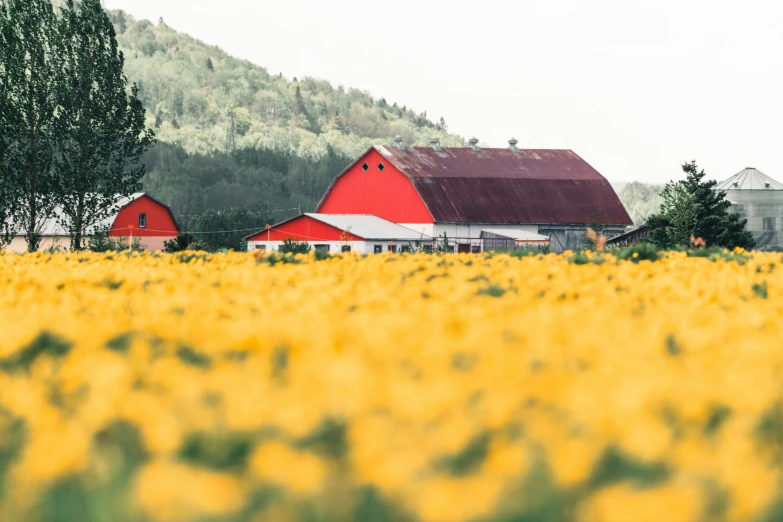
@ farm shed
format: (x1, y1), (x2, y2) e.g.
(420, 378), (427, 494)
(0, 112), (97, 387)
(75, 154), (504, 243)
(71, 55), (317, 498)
(480, 229), (551, 252)
(246, 213), (430, 254)
(315, 139), (632, 252)
(716, 168), (783, 249)
(4, 193), (179, 253)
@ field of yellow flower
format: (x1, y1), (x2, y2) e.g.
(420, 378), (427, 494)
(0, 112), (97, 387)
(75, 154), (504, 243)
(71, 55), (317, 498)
(1, 249), (782, 522)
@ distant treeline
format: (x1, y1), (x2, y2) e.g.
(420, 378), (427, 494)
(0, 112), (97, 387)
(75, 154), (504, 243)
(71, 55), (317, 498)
(142, 143), (353, 230)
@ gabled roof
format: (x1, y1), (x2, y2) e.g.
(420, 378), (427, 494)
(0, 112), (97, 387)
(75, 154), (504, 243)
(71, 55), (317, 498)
(245, 213), (430, 241)
(716, 168), (783, 191)
(13, 193), (145, 236)
(11, 193), (179, 236)
(321, 145), (632, 226)
(304, 214), (428, 240)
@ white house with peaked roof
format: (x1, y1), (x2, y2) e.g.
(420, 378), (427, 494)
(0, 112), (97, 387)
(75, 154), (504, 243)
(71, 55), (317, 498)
(717, 168), (783, 249)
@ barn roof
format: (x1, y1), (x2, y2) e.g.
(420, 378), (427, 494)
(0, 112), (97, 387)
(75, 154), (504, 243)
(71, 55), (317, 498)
(716, 168), (783, 191)
(371, 146), (632, 225)
(304, 214), (428, 240)
(245, 214), (429, 241)
(10, 193), (179, 236)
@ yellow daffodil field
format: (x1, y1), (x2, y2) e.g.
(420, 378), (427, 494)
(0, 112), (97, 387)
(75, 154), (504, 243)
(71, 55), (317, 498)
(1, 249), (783, 522)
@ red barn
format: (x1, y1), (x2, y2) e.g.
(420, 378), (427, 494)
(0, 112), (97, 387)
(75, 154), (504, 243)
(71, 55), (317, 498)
(108, 193), (180, 251)
(5, 193), (179, 253)
(315, 139), (632, 252)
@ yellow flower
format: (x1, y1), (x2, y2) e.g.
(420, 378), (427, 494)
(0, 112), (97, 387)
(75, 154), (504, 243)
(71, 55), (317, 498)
(134, 459), (247, 521)
(249, 441), (326, 495)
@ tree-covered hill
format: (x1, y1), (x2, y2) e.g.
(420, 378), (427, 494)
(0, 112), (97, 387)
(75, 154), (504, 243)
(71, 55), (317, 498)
(105, 10), (461, 158)
(616, 182), (663, 226)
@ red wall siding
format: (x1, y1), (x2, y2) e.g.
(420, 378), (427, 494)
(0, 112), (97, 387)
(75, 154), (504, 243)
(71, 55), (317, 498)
(247, 215), (363, 242)
(109, 195), (179, 237)
(317, 149), (434, 223)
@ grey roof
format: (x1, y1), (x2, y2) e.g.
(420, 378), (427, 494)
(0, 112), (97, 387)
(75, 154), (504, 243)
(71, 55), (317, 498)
(480, 228), (550, 242)
(13, 193), (145, 235)
(716, 168), (783, 191)
(306, 214), (429, 240)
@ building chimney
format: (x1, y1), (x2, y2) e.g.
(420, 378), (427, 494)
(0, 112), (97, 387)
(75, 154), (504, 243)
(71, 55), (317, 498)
(468, 137), (481, 152)
(430, 138), (442, 152)
(393, 135), (405, 151)
(508, 138), (520, 153)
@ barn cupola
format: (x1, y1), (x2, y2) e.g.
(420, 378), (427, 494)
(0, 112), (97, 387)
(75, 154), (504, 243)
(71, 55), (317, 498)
(394, 135), (406, 151)
(429, 138), (443, 152)
(509, 138), (520, 153)
(468, 137), (481, 152)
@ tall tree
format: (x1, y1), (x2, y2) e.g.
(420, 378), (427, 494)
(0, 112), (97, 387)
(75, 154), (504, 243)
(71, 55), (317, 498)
(0, 5), (15, 247)
(647, 161), (755, 249)
(0, 0), (61, 252)
(54, 0), (155, 250)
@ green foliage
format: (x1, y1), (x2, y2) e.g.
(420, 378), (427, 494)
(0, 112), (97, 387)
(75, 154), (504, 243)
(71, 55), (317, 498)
(617, 181), (663, 226)
(162, 232), (206, 252)
(614, 242), (659, 263)
(0, 0), (61, 251)
(279, 237), (311, 255)
(141, 143), (352, 228)
(648, 162), (755, 250)
(54, 0), (155, 251)
(190, 207), (272, 251)
(86, 226), (145, 252)
(0, 331), (72, 374)
(108, 9), (460, 158)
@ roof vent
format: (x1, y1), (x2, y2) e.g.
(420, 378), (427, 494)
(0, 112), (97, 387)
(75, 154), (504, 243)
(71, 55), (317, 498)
(508, 138), (520, 153)
(468, 137), (480, 152)
(766, 183), (771, 189)
(393, 135), (405, 151)
(733, 182), (739, 188)
(430, 138), (442, 152)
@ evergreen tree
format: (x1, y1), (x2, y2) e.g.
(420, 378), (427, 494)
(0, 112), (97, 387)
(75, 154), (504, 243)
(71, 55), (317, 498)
(0, 0), (61, 251)
(647, 161), (755, 249)
(206, 57), (214, 71)
(54, 0), (155, 250)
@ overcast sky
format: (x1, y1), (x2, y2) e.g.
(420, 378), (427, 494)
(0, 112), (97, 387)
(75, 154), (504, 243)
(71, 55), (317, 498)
(103, 0), (783, 184)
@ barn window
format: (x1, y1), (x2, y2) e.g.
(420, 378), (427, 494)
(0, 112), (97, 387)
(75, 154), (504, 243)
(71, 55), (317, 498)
(361, 162), (369, 172)
(388, 245), (397, 253)
(341, 245), (352, 253)
(472, 245), (481, 254)
(401, 245), (411, 253)
(378, 162), (385, 172)
(314, 244), (330, 252)
(374, 245), (383, 254)
(255, 245), (266, 251)
(763, 217), (777, 231)
(422, 245), (433, 253)
(138, 213), (147, 229)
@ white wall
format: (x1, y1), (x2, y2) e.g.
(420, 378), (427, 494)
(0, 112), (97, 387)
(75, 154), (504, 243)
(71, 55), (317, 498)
(248, 240), (366, 253)
(247, 239), (426, 254)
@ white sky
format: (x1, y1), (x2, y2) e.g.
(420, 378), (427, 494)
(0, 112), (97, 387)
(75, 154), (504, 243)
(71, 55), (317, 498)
(103, 0), (783, 184)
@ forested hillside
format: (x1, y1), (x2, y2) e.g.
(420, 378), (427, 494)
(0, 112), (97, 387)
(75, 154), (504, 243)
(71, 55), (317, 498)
(107, 10), (459, 158)
(616, 182), (663, 226)
(89, 9), (462, 227)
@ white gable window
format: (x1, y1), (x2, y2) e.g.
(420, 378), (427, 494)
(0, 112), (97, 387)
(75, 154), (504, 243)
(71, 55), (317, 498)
(138, 213), (147, 229)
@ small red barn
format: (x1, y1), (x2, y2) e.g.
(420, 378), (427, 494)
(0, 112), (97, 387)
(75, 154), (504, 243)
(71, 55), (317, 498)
(107, 193), (180, 251)
(4, 192), (179, 253)
(246, 213), (428, 254)
(315, 140), (632, 252)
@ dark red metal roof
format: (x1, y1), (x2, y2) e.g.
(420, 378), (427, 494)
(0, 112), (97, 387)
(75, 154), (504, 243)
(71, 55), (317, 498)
(375, 146), (633, 225)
